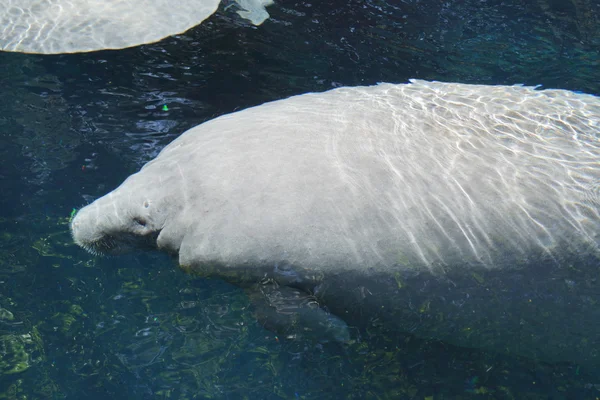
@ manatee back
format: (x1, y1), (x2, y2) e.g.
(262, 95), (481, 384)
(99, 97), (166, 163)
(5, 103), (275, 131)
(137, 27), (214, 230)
(143, 80), (600, 276)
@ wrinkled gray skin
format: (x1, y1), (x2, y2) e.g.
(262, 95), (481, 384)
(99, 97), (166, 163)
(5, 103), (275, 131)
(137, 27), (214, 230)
(72, 80), (600, 366)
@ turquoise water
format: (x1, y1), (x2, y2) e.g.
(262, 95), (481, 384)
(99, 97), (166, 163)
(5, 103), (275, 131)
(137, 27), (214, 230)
(1, 0), (599, 398)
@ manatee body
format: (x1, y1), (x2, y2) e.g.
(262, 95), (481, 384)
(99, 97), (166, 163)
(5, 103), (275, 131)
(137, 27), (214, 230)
(71, 80), (600, 365)
(0, 0), (272, 54)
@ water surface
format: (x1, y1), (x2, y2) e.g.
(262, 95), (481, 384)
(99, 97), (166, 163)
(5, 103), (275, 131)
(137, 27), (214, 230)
(1, 0), (599, 398)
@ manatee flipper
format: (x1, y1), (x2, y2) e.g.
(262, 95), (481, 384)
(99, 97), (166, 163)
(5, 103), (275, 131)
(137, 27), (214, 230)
(246, 283), (351, 343)
(234, 0), (273, 25)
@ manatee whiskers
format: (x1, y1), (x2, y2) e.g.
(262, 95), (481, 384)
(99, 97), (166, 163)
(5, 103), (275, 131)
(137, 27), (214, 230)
(79, 244), (107, 257)
(77, 232), (159, 256)
(72, 233), (118, 256)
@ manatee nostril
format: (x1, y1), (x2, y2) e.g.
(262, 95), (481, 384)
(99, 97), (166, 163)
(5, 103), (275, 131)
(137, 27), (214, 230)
(133, 217), (147, 227)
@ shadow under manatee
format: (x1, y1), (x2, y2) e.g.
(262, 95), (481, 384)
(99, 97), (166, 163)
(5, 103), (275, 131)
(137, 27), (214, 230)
(172, 235), (600, 376)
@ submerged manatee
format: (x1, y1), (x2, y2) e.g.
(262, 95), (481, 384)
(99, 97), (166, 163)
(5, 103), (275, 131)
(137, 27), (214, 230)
(71, 80), (600, 365)
(0, 0), (273, 54)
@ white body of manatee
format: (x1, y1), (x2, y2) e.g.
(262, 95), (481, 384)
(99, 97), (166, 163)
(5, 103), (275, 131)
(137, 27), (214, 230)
(0, 0), (272, 54)
(71, 80), (600, 366)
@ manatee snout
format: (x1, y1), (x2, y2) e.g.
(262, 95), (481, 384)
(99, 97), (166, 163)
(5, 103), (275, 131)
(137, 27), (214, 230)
(71, 203), (113, 255)
(71, 193), (162, 256)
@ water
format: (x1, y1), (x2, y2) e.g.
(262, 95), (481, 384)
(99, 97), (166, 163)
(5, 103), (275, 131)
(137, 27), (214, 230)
(1, 0), (599, 398)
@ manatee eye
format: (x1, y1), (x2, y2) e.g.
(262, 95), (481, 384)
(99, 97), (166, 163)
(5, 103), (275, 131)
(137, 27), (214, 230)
(143, 200), (150, 209)
(133, 217), (147, 227)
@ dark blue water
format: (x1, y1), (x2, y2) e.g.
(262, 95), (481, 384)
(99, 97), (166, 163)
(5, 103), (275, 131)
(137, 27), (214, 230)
(1, 0), (599, 398)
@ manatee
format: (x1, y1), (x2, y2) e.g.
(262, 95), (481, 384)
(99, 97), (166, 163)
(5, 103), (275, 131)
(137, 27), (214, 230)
(71, 80), (600, 366)
(0, 0), (273, 54)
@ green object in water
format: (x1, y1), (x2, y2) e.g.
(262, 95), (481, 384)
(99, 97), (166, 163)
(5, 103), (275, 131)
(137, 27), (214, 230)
(162, 105), (169, 111)
(70, 208), (77, 221)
